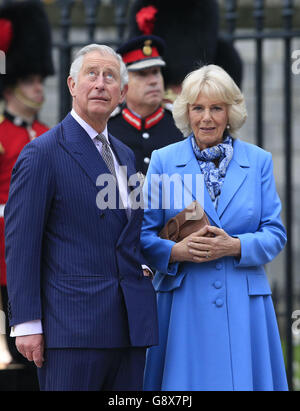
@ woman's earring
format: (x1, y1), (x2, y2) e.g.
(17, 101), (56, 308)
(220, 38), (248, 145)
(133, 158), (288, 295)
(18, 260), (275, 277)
(226, 124), (230, 129)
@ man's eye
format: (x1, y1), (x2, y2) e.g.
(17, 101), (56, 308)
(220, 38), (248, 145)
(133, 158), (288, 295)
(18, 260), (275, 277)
(105, 73), (114, 80)
(88, 71), (96, 77)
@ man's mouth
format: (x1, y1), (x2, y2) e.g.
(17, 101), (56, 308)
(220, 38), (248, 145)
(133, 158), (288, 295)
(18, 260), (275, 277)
(146, 90), (160, 95)
(90, 97), (109, 102)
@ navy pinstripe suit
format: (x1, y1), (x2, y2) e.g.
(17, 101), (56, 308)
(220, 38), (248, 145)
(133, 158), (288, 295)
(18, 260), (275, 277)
(5, 113), (158, 389)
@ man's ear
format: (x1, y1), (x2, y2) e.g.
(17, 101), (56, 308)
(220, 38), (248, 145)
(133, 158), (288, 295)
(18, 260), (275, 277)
(119, 84), (128, 104)
(67, 76), (76, 97)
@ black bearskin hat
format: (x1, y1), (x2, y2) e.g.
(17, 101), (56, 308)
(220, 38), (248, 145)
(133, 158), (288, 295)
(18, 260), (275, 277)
(0, 0), (54, 96)
(127, 0), (242, 88)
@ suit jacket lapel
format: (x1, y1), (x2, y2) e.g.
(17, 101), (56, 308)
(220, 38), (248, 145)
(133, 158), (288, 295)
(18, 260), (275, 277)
(175, 137), (221, 227)
(109, 133), (145, 228)
(58, 114), (127, 223)
(217, 139), (250, 219)
(109, 133), (137, 184)
(59, 114), (109, 185)
(108, 133), (146, 246)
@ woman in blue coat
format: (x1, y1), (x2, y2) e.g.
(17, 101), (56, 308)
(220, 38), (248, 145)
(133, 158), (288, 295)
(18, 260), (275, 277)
(141, 65), (288, 391)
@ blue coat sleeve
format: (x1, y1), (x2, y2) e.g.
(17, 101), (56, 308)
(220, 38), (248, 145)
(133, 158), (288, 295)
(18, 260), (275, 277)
(141, 149), (179, 275)
(5, 142), (54, 326)
(234, 151), (287, 267)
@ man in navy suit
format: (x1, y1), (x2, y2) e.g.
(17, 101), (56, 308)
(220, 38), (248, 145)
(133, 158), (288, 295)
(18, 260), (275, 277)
(4, 44), (158, 391)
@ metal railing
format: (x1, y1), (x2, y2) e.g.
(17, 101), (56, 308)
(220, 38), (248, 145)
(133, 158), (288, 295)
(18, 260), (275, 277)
(222, 0), (300, 391)
(54, 0), (130, 119)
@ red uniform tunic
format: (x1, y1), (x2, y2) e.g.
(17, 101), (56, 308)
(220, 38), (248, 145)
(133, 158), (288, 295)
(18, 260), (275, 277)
(0, 113), (48, 285)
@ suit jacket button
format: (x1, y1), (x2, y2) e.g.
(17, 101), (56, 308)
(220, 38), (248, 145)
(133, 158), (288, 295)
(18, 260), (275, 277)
(214, 281), (222, 289)
(215, 298), (224, 307)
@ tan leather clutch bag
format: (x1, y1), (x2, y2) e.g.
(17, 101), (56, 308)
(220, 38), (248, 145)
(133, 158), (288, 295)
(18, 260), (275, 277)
(159, 201), (212, 243)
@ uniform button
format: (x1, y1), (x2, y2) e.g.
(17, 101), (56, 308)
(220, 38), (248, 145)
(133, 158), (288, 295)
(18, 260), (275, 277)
(215, 298), (224, 307)
(216, 262), (223, 270)
(142, 132), (150, 139)
(144, 157), (150, 164)
(214, 281), (222, 289)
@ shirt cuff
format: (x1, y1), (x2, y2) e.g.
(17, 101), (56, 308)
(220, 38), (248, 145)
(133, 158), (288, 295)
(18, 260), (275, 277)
(10, 320), (43, 337)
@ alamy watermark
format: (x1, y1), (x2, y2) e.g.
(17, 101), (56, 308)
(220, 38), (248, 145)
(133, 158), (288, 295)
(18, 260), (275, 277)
(95, 168), (205, 213)
(0, 51), (6, 75)
(292, 49), (300, 75)
(292, 310), (300, 336)
(0, 310), (5, 335)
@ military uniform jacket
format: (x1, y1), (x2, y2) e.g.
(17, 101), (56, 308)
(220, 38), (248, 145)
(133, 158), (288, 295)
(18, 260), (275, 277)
(0, 113), (48, 285)
(108, 104), (183, 174)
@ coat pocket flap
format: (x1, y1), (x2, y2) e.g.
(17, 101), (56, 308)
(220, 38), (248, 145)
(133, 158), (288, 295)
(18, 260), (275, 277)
(247, 273), (272, 296)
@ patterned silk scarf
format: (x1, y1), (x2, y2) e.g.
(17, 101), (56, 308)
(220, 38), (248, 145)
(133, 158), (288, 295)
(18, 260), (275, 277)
(191, 134), (234, 205)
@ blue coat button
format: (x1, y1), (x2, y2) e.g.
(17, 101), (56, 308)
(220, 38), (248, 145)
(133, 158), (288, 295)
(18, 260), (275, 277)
(216, 263), (223, 270)
(214, 281), (222, 289)
(215, 298), (224, 307)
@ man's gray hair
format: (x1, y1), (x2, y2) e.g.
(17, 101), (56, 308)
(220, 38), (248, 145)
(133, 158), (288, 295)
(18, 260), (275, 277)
(69, 44), (128, 90)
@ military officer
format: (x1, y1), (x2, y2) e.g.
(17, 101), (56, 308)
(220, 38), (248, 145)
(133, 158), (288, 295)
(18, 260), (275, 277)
(108, 35), (183, 174)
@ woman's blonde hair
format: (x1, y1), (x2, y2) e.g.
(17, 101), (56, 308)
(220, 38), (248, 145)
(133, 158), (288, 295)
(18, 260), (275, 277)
(173, 64), (247, 137)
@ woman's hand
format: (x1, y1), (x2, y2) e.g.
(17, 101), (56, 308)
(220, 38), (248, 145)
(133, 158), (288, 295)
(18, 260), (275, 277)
(169, 226), (209, 263)
(170, 225), (241, 264)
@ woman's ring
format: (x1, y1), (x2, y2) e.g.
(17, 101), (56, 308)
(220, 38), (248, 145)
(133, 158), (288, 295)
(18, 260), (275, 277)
(206, 251), (209, 259)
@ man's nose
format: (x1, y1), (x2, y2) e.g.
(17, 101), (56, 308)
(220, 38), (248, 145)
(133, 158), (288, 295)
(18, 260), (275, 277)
(95, 74), (105, 89)
(148, 73), (158, 85)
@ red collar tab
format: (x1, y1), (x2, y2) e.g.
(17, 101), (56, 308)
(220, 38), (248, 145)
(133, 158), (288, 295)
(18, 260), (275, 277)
(122, 108), (142, 130)
(145, 107), (164, 129)
(122, 107), (164, 130)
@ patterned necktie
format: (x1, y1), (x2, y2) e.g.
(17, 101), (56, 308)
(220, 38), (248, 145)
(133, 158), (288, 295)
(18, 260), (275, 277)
(95, 134), (126, 212)
(95, 134), (117, 179)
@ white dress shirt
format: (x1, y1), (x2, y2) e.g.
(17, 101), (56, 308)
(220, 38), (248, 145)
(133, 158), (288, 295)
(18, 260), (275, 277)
(11, 109), (151, 337)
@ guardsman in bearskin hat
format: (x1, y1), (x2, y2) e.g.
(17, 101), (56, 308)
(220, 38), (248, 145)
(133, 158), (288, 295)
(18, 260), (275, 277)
(0, 0), (54, 370)
(108, 35), (183, 174)
(127, 0), (243, 102)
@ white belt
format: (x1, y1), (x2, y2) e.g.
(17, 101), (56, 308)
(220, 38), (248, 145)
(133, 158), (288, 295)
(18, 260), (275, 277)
(0, 204), (5, 218)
